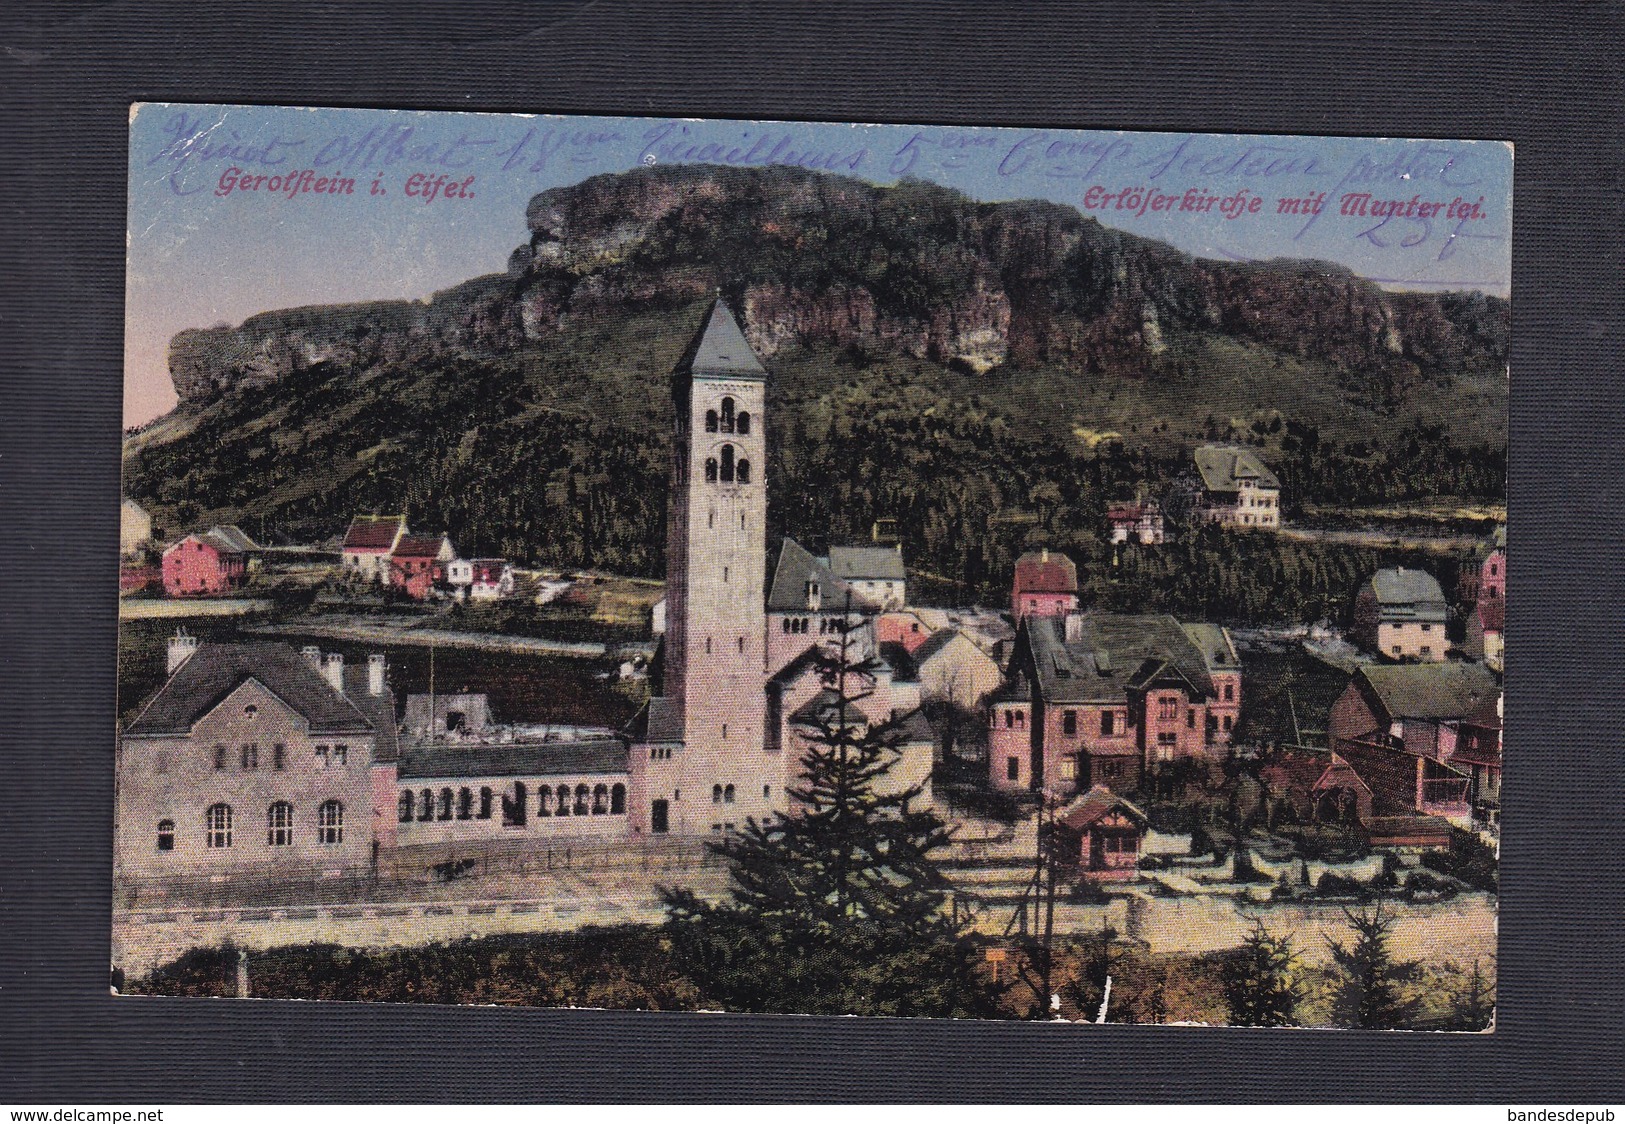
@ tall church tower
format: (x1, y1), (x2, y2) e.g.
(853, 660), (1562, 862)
(640, 300), (773, 834)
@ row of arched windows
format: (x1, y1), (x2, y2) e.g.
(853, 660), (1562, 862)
(162, 800), (344, 851)
(704, 397), (751, 435)
(397, 783), (626, 823)
(703, 444), (751, 484)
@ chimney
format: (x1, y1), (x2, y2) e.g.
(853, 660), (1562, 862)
(1041, 548), (1050, 563)
(301, 645), (321, 669)
(323, 652), (344, 693)
(166, 629), (198, 675)
(368, 653), (386, 697)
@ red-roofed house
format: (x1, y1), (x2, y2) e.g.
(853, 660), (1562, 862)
(342, 515), (407, 582)
(389, 533), (455, 600)
(1054, 786), (1149, 880)
(1108, 501), (1165, 545)
(1011, 548), (1079, 620)
(469, 559), (515, 601)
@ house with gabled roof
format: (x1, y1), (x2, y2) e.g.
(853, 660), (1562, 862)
(912, 627), (1003, 711)
(160, 526), (257, 597)
(826, 544), (907, 610)
(116, 634), (395, 883)
(765, 537), (880, 676)
(1194, 444), (1281, 529)
(342, 514), (407, 582)
(121, 498), (154, 558)
(989, 611), (1241, 799)
(1011, 548), (1079, 620)
(1327, 661), (1499, 827)
(1054, 786), (1150, 880)
(1353, 567), (1449, 662)
(388, 532), (455, 600)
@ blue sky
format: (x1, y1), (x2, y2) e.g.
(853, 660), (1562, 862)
(126, 103), (1512, 426)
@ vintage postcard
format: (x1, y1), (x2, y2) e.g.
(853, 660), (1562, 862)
(117, 105), (1508, 1027)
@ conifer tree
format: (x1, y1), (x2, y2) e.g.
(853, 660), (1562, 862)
(1221, 917), (1304, 1026)
(661, 614), (999, 1018)
(1325, 902), (1423, 1029)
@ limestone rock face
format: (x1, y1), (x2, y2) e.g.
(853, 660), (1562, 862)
(168, 164), (1508, 410)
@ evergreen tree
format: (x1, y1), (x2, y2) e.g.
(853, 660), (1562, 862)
(1443, 958), (1496, 1032)
(661, 617), (1000, 1018)
(1325, 902), (1423, 1029)
(1221, 918), (1304, 1026)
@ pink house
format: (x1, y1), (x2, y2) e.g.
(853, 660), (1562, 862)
(161, 526), (255, 597)
(875, 609), (938, 655)
(1056, 786), (1149, 880)
(1010, 548), (1079, 620)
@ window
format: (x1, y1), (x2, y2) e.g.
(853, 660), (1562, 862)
(705, 409), (718, 433)
(1421, 623), (1432, 632)
(611, 783), (626, 814)
(736, 459), (751, 484)
(417, 788), (433, 821)
(156, 819), (174, 851)
(1060, 758), (1078, 781)
(762, 785), (771, 799)
(1015, 711), (1025, 730)
(213, 744), (227, 771)
(317, 800), (344, 845)
(240, 743), (258, 770)
(205, 803), (233, 848)
(720, 397), (735, 433)
(1187, 709), (1196, 729)
(1487, 586), (1498, 599)
(314, 744), (329, 767)
(723, 566), (729, 582)
(720, 444), (736, 483)
(736, 411), (751, 435)
(479, 787), (493, 819)
(398, 791), (414, 823)
(736, 636), (744, 653)
(705, 458), (718, 482)
(1100, 711), (1115, 737)
(1006, 756), (1020, 781)
(458, 787), (473, 820)
(536, 788), (552, 817)
(267, 801), (294, 846)
(783, 619), (791, 633)
(1223, 684), (1234, 702)
(273, 743), (286, 771)
(332, 745), (347, 766)
(1159, 697), (1179, 721)
(155, 751), (170, 774)
(724, 784), (736, 804)
(713, 784), (723, 804)
(574, 784), (590, 816)
(1222, 715), (1233, 731)
(1004, 711), (1013, 729)
(593, 784), (608, 814)
(556, 785), (571, 816)
(437, 788), (453, 820)
(1063, 711), (1077, 736)
(1420, 646), (1432, 657)
(722, 723), (728, 739)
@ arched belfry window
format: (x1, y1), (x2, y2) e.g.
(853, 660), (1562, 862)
(720, 397), (735, 433)
(735, 411), (750, 435)
(705, 458), (718, 483)
(705, 409), (718, 433)
(736, 458), (751, 484)
(720, 444), (735, 483)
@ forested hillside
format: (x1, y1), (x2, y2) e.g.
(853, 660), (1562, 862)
(124, 164), (1506, 618)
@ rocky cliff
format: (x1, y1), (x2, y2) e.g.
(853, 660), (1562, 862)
(168, 164), (1508, 412)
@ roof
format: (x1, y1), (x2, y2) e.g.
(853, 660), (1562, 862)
(398, 737), (628, 780)
(767, 538), (877, 613)
(886, 706), (936, 744)
(1357, 662), (1500, 722)
(343, 666), (400, 763)
(206, 525), (258, 553)
(827, 545), (907, 582)
(125, 642), (374, 737)
(912, 628), (996, 673)
(672, 300), (767, 383)
(1057, 786), (1149, 832)
(789, 688), (871, 728)
(876, 641), (919, 682)
(1106, 502), (1157, 521)
(1194, 445), (1280, 492)
(624, 697), (683, 743)
(344, 515), (406, 552)
(393, 533), (451, 559)
(1018, 613), (1228, 705)
(1012, 549), (1078, 595)
(1366, 568), (1447, 620)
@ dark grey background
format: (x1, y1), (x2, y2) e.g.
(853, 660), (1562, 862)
(2, 0), (1620, 1103)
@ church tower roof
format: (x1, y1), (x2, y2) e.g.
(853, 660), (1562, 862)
(673, 299), (767, 383)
